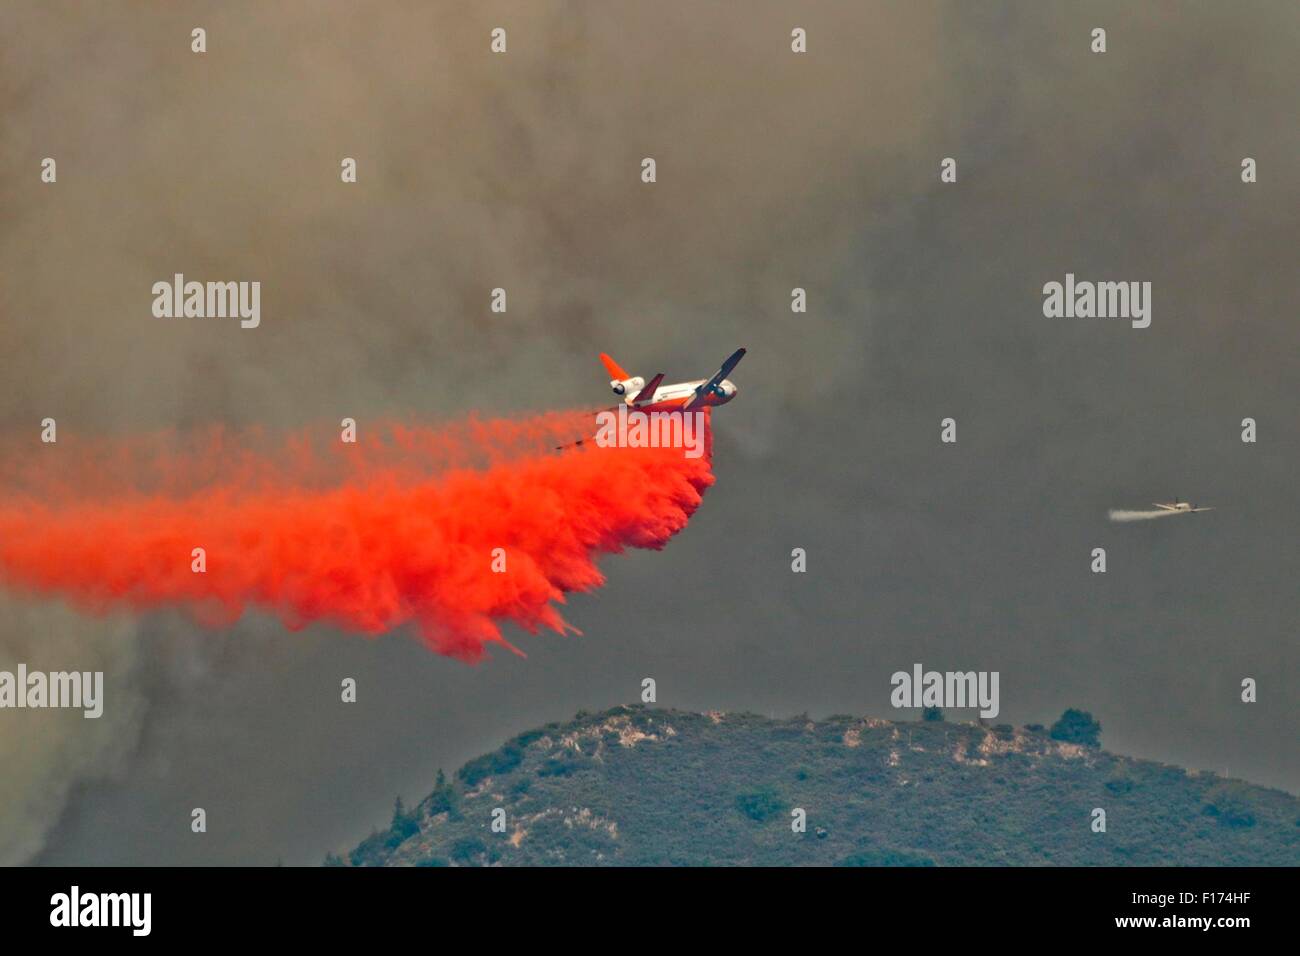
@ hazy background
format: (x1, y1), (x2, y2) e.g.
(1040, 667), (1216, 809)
(0, 1), (1296, 864)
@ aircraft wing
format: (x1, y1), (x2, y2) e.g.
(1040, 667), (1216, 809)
(1190, 507), (1215, 512)
(683, 347), (746, 410)
(1153, 503), (1177, 511)
(630, 373), (665, 404)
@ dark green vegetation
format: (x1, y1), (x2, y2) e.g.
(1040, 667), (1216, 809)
(1050, 708), (1103, 748)
(336, 706), (1300, 867)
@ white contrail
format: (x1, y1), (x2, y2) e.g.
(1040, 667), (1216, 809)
(1108, 509), (1181, 522)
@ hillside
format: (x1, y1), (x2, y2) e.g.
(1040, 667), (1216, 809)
(336, 705), (1300, 866)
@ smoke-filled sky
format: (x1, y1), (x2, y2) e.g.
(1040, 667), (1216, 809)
(1, 1), (1297, 864)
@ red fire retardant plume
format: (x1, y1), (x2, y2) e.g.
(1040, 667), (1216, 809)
(0, 410), (714, 660)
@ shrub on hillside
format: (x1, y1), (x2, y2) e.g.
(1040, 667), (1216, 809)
(735, 787), (783, 822)
(1203, 784), (1257, 828)
(1049, 709), (1102, 747)
(459, 742), (525, 786)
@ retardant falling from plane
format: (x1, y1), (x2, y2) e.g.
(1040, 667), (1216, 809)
(1109, 498), (1215, 522)
(1108, 509), (1183, 522)
(0, 410), (714, 660)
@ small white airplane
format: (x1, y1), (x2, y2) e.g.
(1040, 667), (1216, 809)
(1153, 498), (1215, 513)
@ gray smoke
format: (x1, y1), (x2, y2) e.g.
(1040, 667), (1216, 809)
(0, 600), (144, 865)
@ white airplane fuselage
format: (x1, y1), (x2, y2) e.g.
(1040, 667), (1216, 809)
(621, 378), (738, 412)
(1153, 500), (1213, 513)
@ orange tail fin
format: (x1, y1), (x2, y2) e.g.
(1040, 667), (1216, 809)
(599, 353), (630, 380)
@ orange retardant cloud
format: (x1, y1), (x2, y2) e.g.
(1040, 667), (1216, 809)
(0, 410), (714, 660)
